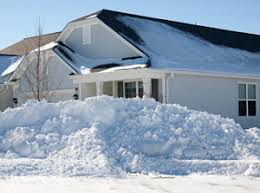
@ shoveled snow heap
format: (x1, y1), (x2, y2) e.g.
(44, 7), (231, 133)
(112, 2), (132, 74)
(0, 96), (260, 176)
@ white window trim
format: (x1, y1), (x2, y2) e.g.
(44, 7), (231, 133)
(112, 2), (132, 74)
(123, 79), (142, 98)
(238, 82), (257, 117)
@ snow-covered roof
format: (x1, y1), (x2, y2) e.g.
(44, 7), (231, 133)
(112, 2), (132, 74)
(83, 10), (260, 76)
(53, 43), (149, 74)
(0, 55), (19, 83)
(116, 16), (260, 76)
(1, 56), (24, 78)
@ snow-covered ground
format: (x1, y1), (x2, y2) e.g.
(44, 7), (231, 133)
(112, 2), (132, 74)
(0, 175), (259, 193)
(0, 97), (260, 192)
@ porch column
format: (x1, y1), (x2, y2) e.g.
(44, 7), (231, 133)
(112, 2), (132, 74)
(143, 78), (151, 97)
(112, 81), (118, 98)
(96, 81), (104, 96)
(78, 83), (83, 100)
(162, 78), (166, 103)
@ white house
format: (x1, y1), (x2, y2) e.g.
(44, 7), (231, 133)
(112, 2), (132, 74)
(1, 9), (260, 129)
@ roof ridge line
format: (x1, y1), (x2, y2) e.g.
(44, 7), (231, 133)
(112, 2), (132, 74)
(99, 9), (260, 37)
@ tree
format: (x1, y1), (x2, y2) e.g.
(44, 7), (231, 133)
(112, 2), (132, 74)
(20, 19), (56, 102)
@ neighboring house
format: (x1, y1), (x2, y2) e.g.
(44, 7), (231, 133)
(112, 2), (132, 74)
(0, 54), (19, 111)
(1, 9), (260, 128)
(0, 32), (62, 109)
(0, 32), (61, 56)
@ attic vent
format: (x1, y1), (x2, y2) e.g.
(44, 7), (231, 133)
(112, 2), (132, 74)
(82, 25), (92, 45)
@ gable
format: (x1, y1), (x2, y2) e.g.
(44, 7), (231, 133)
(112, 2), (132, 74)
(58, 17), (144, 59)
(18, 52), (74, 91)
(8, 48), (76, 83)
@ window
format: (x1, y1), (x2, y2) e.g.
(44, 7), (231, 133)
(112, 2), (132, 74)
(124, 81), (143, 98)
(125, 82), (136, 98)
(118, 81), (123, 98)
(138, 81), (143, 98)
(238, 83), (256, 116)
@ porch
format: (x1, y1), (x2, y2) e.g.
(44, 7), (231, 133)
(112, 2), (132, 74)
(71, 69), (168, 103)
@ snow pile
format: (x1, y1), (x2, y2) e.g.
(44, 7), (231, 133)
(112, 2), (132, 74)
(0, 96), (259, 176)
(119, 16), (260, 76)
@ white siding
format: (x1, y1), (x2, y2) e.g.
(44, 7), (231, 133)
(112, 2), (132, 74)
(80, 83), (96, 99)
(65, 23), (140, 59)
(0, 86), (13, 111)
(17, 54), (74, 104)
(168, 74), (260, 128)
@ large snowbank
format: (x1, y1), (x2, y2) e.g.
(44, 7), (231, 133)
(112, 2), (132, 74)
(0, 96), (259, 176)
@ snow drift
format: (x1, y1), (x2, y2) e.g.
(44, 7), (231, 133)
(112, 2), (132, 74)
(0, 96), (259, 176)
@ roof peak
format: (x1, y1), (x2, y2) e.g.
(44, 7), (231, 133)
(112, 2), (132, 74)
(69, 9), (260, 37)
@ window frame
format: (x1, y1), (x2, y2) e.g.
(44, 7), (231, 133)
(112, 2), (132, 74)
(123, 80), (143, 98)
(237, 82), (257, 117)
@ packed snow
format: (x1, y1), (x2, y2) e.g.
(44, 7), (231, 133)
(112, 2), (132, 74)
(119, 16), (260, 76)
(1, 175), (260, 193)
(0, 96), (259, 176)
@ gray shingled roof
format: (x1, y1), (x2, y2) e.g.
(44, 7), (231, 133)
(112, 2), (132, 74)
(0, 32), (61, 56)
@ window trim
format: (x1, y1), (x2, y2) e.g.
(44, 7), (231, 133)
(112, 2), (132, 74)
(237, 82), (257, 117)
(123, 79), (143, 98)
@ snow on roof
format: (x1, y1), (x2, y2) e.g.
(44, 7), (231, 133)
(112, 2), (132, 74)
(53, 44), (149, 74)
(1, 56), (24, 78)
(0, 55), (19, 82)
(1, 42), (59, 82)
(100, 64), (147, 73)
(118, 16), (260, 76)
(30, 42), (58, 53)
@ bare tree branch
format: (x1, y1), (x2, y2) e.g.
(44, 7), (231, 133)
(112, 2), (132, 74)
(19, 19), (59, 102)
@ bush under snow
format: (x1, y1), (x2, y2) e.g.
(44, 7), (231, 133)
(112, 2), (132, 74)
(0, 96), (259, 176)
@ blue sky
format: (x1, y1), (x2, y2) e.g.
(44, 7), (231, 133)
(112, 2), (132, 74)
(0, 0), (259, 49)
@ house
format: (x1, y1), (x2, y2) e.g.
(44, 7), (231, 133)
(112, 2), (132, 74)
(0, 32), (61, 109)
(1, 9), (260, 128)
